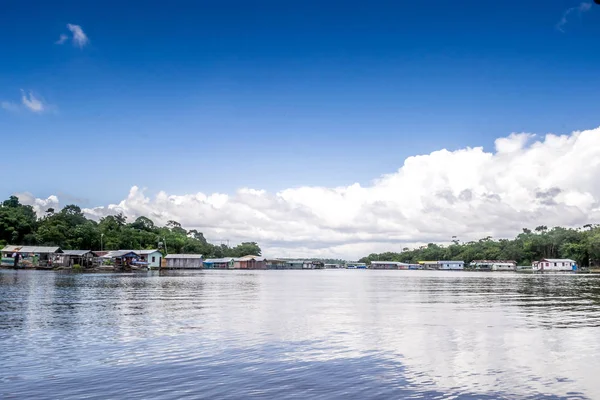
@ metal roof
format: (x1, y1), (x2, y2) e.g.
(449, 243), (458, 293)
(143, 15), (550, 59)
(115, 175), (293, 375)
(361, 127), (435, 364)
(62, 250), (94, 256)
(234, 256), (266, 262)
(370, 261), (408, 265)
(204, 258), (234, 263)
(165, 254), (203, 259)
(122, 249), (161, 255)
(541, 258), (576, 263)
(104, 250), (139, 258)
(2, 246), (62, 254)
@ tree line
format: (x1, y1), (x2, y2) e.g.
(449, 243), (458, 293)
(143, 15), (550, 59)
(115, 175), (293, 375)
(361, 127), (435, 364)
(359, 225), (600, 267)
(0, 196), (261, 257)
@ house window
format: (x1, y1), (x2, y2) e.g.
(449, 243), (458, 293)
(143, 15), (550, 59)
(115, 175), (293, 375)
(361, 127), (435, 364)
(152, 256), (156, 262)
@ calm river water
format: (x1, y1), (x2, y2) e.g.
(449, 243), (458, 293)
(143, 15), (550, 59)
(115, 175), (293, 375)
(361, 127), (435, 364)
(1, 270), (599, 399)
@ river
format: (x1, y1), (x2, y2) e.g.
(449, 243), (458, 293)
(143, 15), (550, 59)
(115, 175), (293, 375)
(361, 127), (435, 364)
(1, 270), (599, 399)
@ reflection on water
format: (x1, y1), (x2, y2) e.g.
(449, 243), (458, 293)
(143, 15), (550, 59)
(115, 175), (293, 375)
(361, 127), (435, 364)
(1, 270), (599, 399)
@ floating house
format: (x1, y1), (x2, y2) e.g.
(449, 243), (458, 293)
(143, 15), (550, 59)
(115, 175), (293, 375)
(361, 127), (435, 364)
(470, 260), (517, 271)
(418, 261), (439, 270)
(204, 258), (235, 269)
(302, 260), (325, 269)
(103, 250), (139, 269)
(346, 262), (367, 269)
(285, 260), (304, 270)
(56, 250), (97, 268)
(266, 259), (286, 269)
(532, 258), (577, 272)
(164, 254), (203, 269)
(1, 245), (63, 268)
(370, 261), (410, 270)
(234, 255), (266, 269)
(324, 263), (343, 269)
(438, 261), (465, 270)
(125, 249), (163, 269)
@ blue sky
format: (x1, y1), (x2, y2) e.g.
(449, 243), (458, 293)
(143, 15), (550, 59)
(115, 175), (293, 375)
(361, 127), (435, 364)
(1, 0), (599, 207)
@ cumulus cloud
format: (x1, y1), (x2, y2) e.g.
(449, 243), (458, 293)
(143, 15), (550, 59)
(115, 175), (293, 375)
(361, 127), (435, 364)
(14, 192), (60, 216)
(556, 2), (592, 32)
(17, 126), (600, 259)
(55, 24), (89, 48)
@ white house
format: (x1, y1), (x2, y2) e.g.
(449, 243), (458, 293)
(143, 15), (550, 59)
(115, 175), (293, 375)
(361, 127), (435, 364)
(470, 260), (516, 271)
(438, 261), (465, 270)
(122, 249), (163, 269)
(532, 258), (576, 272)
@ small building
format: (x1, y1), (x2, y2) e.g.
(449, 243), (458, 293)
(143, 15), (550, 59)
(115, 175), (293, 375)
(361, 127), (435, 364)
(324, 263), (343, 269)
(164, 254), (203, 269)
(203, 258), (235, 269)
(346, 262), (367, 269)
(285, 260), (304, 270)
(57, 250), (97, 268)
(1, 245), (63, 268)
(103, 250), (139, 269)
(126, 249), (163, 269)
(266, 259), (286, 269)
(370, 261), (410, 270)
(438, 261), (464, 270)
(533, 258), (577, 272)
(470, 260), (517, 271)
(301, 260), (325, 269)
(418, 261), (439, 270)
(234, 255), (266, 269)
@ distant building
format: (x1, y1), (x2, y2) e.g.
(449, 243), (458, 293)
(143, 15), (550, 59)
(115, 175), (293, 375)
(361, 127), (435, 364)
(438, 261), (464, 270)
(418, 261), (439, 270)
(266, 259), (286, 269)
(165, 254), (203, 269)
(56, 250), (97, 268)
(234, 255), (266, 269)
(324, 263), (343, 269)
(346, 262), (367, 269)
(532, 258), (576, 272)
(285, 260), (304, 270)
(370, 261), (410, 270)
(103, 250), (140, 269)
(204, 258), (235, 269)
(128, 249), (163, 269)
(302, 260), (325, 269)
(470, 260), (516, 271)
(1, 245), (63, 268)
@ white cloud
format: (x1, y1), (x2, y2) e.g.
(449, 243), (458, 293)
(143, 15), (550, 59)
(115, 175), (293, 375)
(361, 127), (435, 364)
(55, 33), (68, 45)
(556, 2), (592, 32)
(66, 24), (89, 48)
(16, 126), (600, 259)
(2, 91), (50, 113)
(20, 90), (45, 113)
(14, 192), (60, 215)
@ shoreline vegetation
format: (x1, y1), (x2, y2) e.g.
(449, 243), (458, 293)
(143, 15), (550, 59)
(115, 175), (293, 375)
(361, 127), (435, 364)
(1, 195), (600, 272)
(358, 226), (600, 269)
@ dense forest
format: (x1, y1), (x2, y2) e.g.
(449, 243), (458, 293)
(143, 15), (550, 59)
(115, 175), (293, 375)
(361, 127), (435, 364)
(359, 225), (600, 267)
(0, 196), (261, 257)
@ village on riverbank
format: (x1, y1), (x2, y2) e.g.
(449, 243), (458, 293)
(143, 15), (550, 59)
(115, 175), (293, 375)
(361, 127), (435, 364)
(0, 245), (586, 273)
